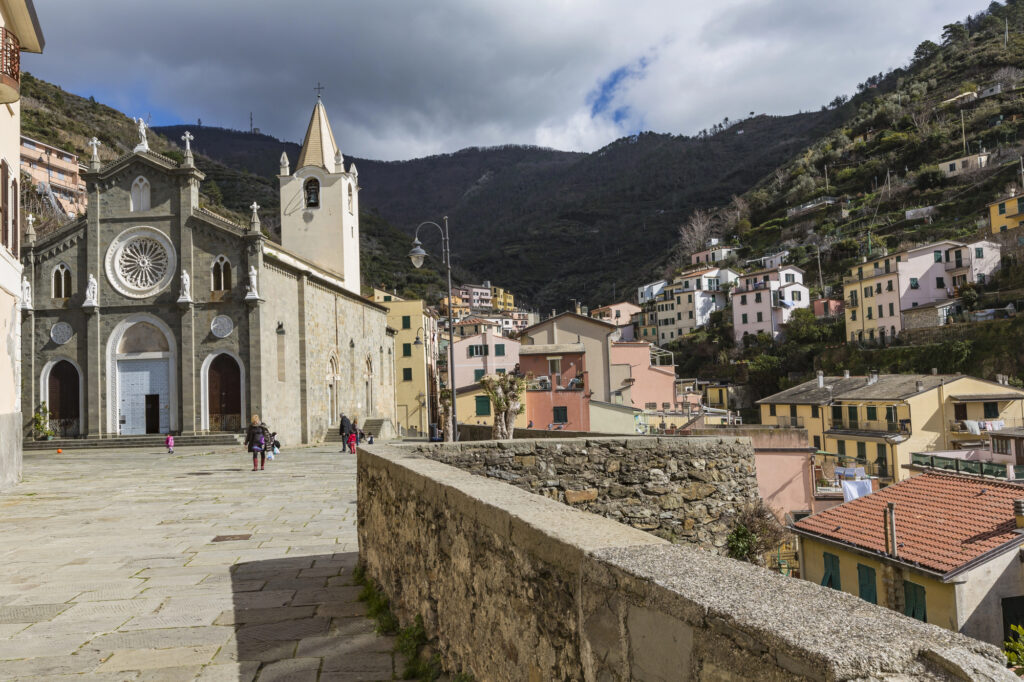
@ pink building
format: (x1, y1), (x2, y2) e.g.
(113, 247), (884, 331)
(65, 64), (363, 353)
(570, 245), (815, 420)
(591, 301), (641, 341)
(812, 298), (844, 318)
(452, 316), (499, 338)
(691, 241), (738, 265)
(609, 342), (676, 413)
(521, 345), (590, 430)
(731, 265), (810, 344)
(451, 331), (520, 389)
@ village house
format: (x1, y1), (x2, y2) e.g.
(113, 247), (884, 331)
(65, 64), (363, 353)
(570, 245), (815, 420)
(21, 135), (85, 217)
(812, 297), (844, 318)
(731, 265), (809, 343)
(521, 343), (589, 431)
(455, 381), (528, 430)
(489, 283), (515, 312)
(689, 238), (738, 265)
(988, 192), (1024, 234)
(793, 472), (1024, 646)
(450, 329), (519, 389)
(938, 151), (989, 178)
(758, 370), (1024, 485)
(636, 278), (667, 304)
(591, 301), (640, 341)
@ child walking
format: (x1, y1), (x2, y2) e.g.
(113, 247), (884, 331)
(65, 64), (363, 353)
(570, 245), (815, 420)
(165, 432), (174, 454)
(245, 414), (268, 471)
(347, 420), (358, 454)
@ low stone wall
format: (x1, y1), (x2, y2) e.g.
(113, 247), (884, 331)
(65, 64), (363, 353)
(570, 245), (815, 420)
(358, 443), (1012, 681)
(407, 436), (758, 548)
(458, 423), (608, 441)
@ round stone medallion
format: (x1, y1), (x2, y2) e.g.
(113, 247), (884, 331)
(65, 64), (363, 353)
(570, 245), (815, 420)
(211, 315), (234, 338)
(104, 226), (176, 299)
(50, 322), (73, 345)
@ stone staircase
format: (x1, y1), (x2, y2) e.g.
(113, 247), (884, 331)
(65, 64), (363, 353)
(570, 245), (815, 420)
(24, 433), (244, 451)
(321, 418), (393, 444)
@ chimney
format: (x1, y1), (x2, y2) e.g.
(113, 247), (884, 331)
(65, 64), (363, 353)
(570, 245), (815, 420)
(916, 380), (924, 392)
(867, 370), (878, 385)
(843, 370), (850, 379)
(931, 367), (938, 375)
(817, 370), (824, 388)
(884, 502), (898, 558)
(1016, 500), (1024, 529)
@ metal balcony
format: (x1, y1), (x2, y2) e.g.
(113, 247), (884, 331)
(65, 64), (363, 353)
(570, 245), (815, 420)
(0, 28), (20, 104)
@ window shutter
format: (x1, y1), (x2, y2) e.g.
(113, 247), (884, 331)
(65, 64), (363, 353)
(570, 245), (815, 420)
(857, 564), (876, 604)
(11, 178), (17, 257)
(0, 160), (7, 249)
(822, 553), (840, 590)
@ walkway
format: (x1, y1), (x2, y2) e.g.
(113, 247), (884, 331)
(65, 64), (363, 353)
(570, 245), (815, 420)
(0, 444), (395, 681)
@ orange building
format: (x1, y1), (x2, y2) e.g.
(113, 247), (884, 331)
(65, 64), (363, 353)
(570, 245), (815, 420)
(520, 344), (590, 431)
(20, 135), (86, 216)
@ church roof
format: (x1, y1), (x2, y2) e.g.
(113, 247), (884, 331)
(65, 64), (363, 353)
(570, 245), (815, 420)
(295, 98), (341, 172)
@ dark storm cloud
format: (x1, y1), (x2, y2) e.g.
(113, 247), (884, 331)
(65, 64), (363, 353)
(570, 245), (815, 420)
(25, 1), (971, 160)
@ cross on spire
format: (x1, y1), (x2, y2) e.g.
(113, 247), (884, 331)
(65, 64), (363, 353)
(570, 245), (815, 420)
(314, 82), (324, 98)
(181, 130), (194, 152)
(250, 201), (260, 214)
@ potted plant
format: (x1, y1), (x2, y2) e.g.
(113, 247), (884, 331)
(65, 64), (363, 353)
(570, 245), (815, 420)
(32, 402), (55, 440)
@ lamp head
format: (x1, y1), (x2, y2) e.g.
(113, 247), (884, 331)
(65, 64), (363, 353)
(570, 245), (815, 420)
(408, 239), (427, 269)
(414, 335), (423, 346)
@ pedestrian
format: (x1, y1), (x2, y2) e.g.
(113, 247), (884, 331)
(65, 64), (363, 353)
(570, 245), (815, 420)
(347, 419), (358, 454)
(165, 432), (174, 454)
(339, 413), (352, 449)
(245, 414), (268, 471)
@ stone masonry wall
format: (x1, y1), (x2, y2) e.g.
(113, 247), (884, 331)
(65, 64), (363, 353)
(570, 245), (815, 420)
(407, 436), (758, 549)
(358, 443), (1013, 681)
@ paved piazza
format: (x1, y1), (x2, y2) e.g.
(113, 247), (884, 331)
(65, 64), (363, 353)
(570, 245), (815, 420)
(0, 445), (396, 681)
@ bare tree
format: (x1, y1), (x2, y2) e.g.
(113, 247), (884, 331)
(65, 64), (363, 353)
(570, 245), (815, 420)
(908, 108), (932, 135)
(480, 373), (527, 440)
(994, 66), (1024, 86)
(720, 194), (750, 231)
(677, 208), (719, 256)
(438, 388), (454, 442)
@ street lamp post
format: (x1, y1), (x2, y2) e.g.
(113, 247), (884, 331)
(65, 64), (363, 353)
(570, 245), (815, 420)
(409, 217), (458, 441)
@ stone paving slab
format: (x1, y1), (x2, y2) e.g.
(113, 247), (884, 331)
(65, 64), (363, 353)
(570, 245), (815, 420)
(0, 445), (396, 680)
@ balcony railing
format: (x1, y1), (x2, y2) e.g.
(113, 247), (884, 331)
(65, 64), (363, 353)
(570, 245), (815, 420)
(830, 419), (911, 435)
(0, 27), (20, 104)
(776, 416), (804, 427)
(944, 258), (970, 272)
(910, 452), (1021, 479)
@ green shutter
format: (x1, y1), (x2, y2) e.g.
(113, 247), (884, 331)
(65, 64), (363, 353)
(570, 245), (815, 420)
(402, 368), (412, 381)
(495, 344), (505, 357)
(984, 401), (999, 419)
(904, 581), (926, 622)
(553, 406), (568, 423)
(857, 564), (876, 604)
(866, 406), (877, 421)
(402, 343), (412, 357)
(402, 315), (411, 329)
(474, 369), (484, 382)
(475, 395), (491, 416)
(822, 553), (840, 590)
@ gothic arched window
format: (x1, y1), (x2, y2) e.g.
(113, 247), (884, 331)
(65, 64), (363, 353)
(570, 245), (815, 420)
(347, 184), (354, 214)
(52, 263), (72, 298)
(211, 255), (232, 291)
(304, 179), (320, 208)
(130, 176), (151, 212)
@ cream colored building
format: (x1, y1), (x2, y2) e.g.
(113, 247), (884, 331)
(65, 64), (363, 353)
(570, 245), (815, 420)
(0, 0), (43, 489)
(758, 371), (1024, 483)
(373, 290), (439, 437)
(278, 97), (360, 295)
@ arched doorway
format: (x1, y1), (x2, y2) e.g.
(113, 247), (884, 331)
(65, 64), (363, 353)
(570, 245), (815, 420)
(107, 316), (176, 435)
(365, 356), (373, 415)
(327, 356), (339, 425)
(208, 354), (242, 431)
(47, 360), (80, 437)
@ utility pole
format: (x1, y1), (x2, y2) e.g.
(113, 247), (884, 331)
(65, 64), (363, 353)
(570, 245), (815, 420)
(824, 164), (829, 193)
(249, 112), (253, 134)
(1006, 18), (1009, 49)
(816, 244), (825, 296)
(961, 110), (967, 154)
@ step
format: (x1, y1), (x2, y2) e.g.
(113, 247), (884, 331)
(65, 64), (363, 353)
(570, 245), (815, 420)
(24, 433), (244, 450)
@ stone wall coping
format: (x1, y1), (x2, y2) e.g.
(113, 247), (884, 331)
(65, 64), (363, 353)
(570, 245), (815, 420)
(402, 435), (755, 453)
(361, 441), (1013, 680)
(360, 443), (666, 575)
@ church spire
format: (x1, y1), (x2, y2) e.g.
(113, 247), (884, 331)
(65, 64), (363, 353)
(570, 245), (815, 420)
(295, 98), (341, 172)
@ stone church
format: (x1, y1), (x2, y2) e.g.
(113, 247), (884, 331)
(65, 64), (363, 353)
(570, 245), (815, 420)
(19, 99), (396, 445)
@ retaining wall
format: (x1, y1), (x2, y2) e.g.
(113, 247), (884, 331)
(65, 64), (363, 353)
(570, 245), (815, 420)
(357, 441), (1012, 681)
(408, 436), (758, 547)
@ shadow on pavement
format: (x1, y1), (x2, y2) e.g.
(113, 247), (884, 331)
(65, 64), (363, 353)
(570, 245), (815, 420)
(228, 552), (396, 681)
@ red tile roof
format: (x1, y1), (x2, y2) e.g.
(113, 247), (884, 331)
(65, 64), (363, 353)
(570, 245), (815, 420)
(793, 472), (1024, 575)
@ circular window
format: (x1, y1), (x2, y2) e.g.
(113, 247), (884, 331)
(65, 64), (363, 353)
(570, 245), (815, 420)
(50, 322), (73, 345)
(211, 315), (234, 338)
(105, 227), (176, 298)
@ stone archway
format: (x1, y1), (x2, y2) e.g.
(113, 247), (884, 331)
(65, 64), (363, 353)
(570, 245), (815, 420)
(327, 356), (339, 426)
(42, 359), (81, 437)
(106, 314), (178, 435)
(208, 354), (242, 432)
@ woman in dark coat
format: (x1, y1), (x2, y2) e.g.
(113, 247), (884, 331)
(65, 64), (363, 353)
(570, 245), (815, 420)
(244, 414), (269, 471)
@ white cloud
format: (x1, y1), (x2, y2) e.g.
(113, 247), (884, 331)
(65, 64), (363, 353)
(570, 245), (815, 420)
(26, 0), (972, 160)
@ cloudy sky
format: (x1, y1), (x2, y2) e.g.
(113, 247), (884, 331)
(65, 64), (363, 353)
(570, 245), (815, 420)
(26, 0), (970, 161)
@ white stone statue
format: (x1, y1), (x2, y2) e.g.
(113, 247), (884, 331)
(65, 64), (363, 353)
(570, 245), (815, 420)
(245, 265), (260, 300)
(88, 136), (102, 163)
(20, 276), (31, 310)
(84, 273), (98, 307)
(178, 269), (192, 302)
(134, 117), (149, 153)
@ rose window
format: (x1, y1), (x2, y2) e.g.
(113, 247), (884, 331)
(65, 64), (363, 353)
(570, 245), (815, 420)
(104, 226), (177, 299)
(118, 238), (168, 289)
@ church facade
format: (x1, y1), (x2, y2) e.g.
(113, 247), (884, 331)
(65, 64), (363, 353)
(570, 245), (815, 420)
(19, 100), (395, 446)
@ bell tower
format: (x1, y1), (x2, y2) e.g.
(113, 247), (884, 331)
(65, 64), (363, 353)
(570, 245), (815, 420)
(278, 96), (360, 295)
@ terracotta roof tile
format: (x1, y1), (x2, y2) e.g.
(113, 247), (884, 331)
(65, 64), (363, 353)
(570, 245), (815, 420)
(793, 472), (1024, 575)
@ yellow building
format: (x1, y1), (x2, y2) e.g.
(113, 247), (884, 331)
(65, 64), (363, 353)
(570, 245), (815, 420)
(490, 285), (515, 312)
(841, 250), (904, 345)
(455, 382), (528, 429)
(378, 291), (440, 437)
(440, 294), (470, 319)
(988, 194), (1024, 234)
(793, 472), (1024, 645)
(758, 371), (1024, 483)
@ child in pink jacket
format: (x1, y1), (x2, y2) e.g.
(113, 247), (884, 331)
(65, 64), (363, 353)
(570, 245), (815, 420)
(165, 433), (174, 454)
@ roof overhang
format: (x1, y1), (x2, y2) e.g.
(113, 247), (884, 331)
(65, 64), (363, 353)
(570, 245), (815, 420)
(950, 394), (1024, 402)
(4, 0), (44, 53)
